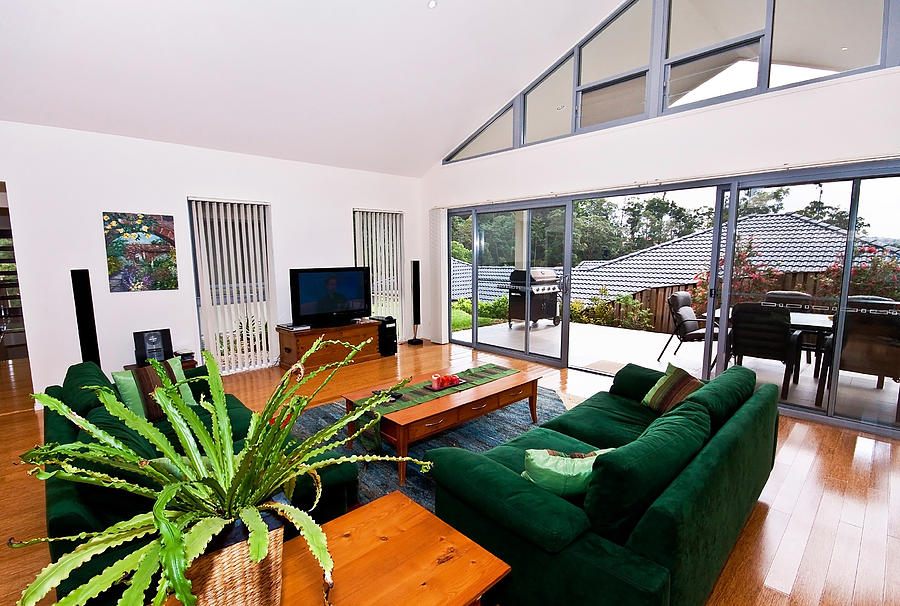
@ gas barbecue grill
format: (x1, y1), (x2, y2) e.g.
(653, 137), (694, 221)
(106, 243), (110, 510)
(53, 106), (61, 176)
(508, 269), (561, 327)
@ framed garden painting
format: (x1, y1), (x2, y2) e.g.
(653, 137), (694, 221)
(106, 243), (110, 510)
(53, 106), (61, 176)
(103, 212), (178, 292)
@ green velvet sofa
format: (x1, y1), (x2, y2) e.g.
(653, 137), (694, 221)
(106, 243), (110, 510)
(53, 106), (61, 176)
(41, 361), (359, 605)
(427, 363), (779, 606)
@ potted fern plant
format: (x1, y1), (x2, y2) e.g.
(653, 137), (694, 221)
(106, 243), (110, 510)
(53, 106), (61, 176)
(10, 337), (429, 606)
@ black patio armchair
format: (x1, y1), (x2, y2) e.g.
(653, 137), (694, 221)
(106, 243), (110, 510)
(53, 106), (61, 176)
(728, 302), (802, 399)
(657, 291), (719, 368)
(815, 299), (900, 421)
(764, 290), (822, 375)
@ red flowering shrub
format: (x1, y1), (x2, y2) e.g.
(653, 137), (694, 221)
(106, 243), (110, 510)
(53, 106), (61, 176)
(818, 246), (900, 301)
(691, 238), (784, 312)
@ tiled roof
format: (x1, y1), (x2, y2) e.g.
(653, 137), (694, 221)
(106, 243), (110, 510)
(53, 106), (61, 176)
(452, 213), (871, 303)
(571, 213), (855, 300)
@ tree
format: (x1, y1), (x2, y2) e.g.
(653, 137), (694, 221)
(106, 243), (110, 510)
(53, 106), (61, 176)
(450, 240), (471, 263)
(691, 237), (784, 313)
(738, 188), (787, 216)
(795, 199), (869, 233)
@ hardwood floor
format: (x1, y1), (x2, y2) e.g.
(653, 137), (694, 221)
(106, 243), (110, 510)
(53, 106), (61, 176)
(0, 341), (897, 605)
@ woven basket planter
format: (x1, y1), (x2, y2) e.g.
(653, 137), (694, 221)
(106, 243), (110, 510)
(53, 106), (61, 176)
(185, 524), (284, 606)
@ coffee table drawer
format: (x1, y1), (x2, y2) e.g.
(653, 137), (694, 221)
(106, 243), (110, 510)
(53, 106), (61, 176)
(407, 409), (460, 441)
(457, 395), (501, 423)
(498, 382), (534, 406)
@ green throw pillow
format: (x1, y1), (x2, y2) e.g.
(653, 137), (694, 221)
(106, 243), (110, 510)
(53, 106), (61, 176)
(521, 448), (615, 497)
(111, 370), (146, 418)
(166, 357), (199, 408)
(641, 363), (704, 414)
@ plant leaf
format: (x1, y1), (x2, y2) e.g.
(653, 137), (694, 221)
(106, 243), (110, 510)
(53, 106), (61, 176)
(239, 507), (270, 563)
(202, 352), (234, 479)
(152, 388), (208, 482)
(18, 524), (157, 606)
(55, 540), (157, 606)
(33, 392), (139, 460)
(94, 389), (195, 481)
(33, 465), (159, 500)
(152, 485), (195, 606)
(115, 541), (163, 606)
(183, 516), (230, 563)
(10, 512), (160, 549)
(259, 502), (333, 581)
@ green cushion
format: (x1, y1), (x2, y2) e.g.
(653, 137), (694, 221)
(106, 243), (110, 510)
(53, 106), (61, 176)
(583, 400), (711, 543)
(609, 364), (666, 402)
(541, 392), (658, 448)
(111, 370), (146, 418)
(166, 357), (199, 407)
(683, 365), (756, 432)
(521, 448), (614, 498)
(485, 427), (601, 474)
(641, 364), (704, 414)
(61, 362), (116, 416)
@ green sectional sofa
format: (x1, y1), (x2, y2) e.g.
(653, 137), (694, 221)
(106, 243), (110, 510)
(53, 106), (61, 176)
(41, 361), (359, 605)
(427, 363), (779, 606)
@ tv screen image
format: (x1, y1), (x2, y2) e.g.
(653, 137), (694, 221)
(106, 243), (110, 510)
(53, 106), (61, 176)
(290, 267), (371, 327)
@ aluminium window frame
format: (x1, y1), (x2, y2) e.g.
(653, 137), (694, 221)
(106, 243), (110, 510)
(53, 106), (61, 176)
(443, 0), (900, 165)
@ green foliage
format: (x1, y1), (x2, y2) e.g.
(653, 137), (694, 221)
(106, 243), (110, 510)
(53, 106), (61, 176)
(817, 245), (900, 301)
(478, 295), (509, 320)
(450, 240), (472, 263)
(10, 341), (430, 606)
(569, 288), (653, 331)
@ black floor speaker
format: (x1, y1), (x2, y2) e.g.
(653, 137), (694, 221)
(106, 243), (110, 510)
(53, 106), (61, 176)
(71, 269), (101, 366)
(371, 315), (398, 356)
(408, 260), (423, 345)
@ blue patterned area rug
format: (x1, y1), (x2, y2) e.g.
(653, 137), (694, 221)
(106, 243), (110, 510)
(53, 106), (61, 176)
(290, 386), (566, 511)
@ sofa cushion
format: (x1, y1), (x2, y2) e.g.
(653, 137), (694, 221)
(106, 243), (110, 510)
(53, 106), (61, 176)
(541, 392), (659, 448)
(683, 365), (756, 432)
(583, 400), (711, 544)
(485, 427), (599, 474)
(522, 448), (614, 498)
(609, 364), (665, 402)
(61, 362), (117, 416)
(641, 364), (704, 414)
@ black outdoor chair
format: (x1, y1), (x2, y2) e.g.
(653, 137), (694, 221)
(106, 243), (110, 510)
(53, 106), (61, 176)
(657, 291), (719, 370)
(728, 302), (802, 399)
(815, 299), (900, 422)
(764, 290), (822, 375)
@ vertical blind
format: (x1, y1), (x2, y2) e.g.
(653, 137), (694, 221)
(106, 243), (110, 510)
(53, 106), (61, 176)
(353, 210), (404, 325)
(189, 199), (276, 374)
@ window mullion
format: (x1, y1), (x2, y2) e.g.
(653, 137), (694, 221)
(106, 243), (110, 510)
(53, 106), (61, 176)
(757, 0), (776, 91)
(646, 0), (669, 119)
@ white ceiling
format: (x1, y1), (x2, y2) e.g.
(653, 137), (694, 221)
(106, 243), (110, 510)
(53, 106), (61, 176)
(0, 1), (618, 177)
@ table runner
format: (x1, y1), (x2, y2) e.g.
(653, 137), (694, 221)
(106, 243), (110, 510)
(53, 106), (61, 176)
(352, 363), (518, 450)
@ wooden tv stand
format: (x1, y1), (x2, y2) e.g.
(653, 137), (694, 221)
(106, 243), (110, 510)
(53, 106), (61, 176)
(276, 320), (381, 371)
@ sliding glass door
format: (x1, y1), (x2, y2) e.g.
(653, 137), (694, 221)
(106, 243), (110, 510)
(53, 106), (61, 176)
(450, 204), (570, 364)
(829, 177), (900, 425)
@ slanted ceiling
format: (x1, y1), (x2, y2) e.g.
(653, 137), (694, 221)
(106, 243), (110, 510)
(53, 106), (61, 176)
(0, 0), (618, 177)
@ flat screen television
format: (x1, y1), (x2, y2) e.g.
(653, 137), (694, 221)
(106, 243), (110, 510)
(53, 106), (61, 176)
(289, 267), (371, 328)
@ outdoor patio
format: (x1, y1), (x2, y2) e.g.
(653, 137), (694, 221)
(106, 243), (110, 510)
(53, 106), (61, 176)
(453, 320), (899, 427)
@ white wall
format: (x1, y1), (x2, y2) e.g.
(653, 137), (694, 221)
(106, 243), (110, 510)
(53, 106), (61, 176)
(420, 67), (900, 339)
(422, 68), (900, 207)
(0, 121), (423, 392)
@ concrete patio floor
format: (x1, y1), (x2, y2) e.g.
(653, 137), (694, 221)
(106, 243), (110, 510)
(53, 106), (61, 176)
(453, 320), (899, 428)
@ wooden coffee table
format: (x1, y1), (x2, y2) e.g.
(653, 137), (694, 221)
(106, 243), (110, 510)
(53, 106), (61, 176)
(342, 367), (541, 485)
(282, 491), (510, 605)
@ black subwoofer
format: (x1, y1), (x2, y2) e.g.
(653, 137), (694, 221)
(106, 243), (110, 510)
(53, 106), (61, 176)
(371, 315), (398, 356)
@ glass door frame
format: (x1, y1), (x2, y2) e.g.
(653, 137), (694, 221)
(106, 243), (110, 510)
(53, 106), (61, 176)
(448, 199), (573, 368)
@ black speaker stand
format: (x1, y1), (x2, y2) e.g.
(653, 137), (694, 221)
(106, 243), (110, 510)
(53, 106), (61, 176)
(407, 324), (424, 346)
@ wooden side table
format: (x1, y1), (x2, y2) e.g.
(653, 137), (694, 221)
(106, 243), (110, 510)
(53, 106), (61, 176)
(281, 492), (510, 605)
